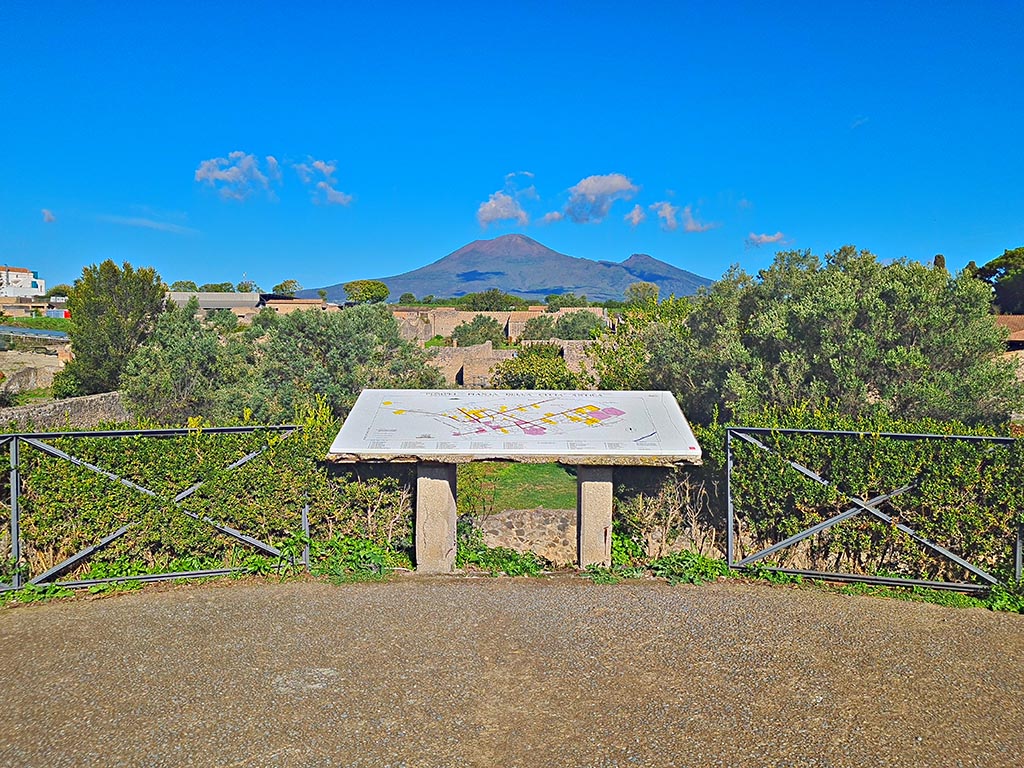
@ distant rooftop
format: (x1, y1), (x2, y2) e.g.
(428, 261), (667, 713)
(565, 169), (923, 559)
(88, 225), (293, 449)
(166, 291), (262, 309)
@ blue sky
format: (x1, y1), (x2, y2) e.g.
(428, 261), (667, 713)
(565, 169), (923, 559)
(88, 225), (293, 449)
(2, 1), (1022, 292)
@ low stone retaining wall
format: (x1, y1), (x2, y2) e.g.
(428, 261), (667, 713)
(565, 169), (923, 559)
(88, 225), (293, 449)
(0, 391), (131, 430)
(475, 508), (577, 566)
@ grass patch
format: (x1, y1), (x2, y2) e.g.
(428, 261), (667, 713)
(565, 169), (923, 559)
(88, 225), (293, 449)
(1, 317), (71, 332)
(12, 386), (53, 406)
(458, 462), (577, 513)
(475, 462), (577, 511)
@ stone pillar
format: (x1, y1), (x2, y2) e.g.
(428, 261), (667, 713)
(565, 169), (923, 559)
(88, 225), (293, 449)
(577, 466), (613, 568)
(415, 463), (458, 573)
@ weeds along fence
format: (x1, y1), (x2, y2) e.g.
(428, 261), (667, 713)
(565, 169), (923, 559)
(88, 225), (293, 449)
(725, 426), (1024, 591)
(0, 407), (415, 591)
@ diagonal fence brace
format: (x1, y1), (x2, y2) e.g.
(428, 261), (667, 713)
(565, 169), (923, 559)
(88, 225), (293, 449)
(730, 429), (999, 585)
(736, 485), (916, 568)
(21, 435), (287, 585)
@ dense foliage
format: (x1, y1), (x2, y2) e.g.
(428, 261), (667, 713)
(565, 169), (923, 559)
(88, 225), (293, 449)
(451, 314), (506, 347)
(976, 246), (1024, 314)
(124, 303), (441, 423)
(489, 344), (584, 389)
(590, 248), (1022, 424)
(55, 260), (165, 397)
(455, 288), (529, 311)
(342, 279), (389, 303)
(3, 404), (416, 582)
(521, 311), (605, 340)
(722, 409), (1024, 584)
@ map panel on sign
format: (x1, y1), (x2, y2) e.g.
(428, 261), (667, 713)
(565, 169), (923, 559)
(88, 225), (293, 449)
(328, 389), (702, 462)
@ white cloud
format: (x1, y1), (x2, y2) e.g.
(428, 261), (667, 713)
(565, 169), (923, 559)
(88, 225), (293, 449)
(194, 151), (279, 200)
(738, 198), (752, 210)
(681, 205), (718, 233)
(850, 115), (870, 130)
(564, 173), (639, 223)
(745, 231), (788, 248)
(98, 214), (198, 235)
(540, 211), (564, 224)
(266, 155), (282, 183)
(293, 157), (352, 206)
(624, 205), (646, 227)
(649, 201), (678, 231)
(476, 172), (539, 227)
(41, 209), (56, 223)
(316, 181), (353, 206)
(477, 191), (529, 227)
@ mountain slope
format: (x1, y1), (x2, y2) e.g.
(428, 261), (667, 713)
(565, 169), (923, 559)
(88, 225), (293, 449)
(307, 234), (711, 302)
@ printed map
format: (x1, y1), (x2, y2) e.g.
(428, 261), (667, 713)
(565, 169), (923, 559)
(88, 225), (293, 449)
(329, 389), (701, 462)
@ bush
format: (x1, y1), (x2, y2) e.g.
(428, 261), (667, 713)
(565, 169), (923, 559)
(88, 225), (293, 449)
(8, 402), (415, 581)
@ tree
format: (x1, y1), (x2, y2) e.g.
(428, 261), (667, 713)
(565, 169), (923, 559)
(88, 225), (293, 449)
(236, 279), (261, 293)
(399, 292), (416, 304)
(624, 281), (659, 306)
(590, 247), (1022, 425)
(451, 314), (506, 347)
(976, 247), (1024, 314)
(490, 344), (584, 389)
(44, 283), (74, 300)
(122, 298), (243, 423)
(252, 304), (441, 419)
(457, 288), (529, 311)
(199, 282), (234, 292)
(553, 310), (605, 340)
(587, 295), (691, 392)
(273, 279), (303, 297)
(520, 314), (556, 340)
(169, 280), (199, 292)
(545, 293), (588, 312)
(342, 279), (389, 303)
(317, 289), (328, 302)
(55, 260), (166, 396)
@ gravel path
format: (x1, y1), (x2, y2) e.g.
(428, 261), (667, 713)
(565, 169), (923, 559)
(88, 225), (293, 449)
(0, 576), (1021, 767)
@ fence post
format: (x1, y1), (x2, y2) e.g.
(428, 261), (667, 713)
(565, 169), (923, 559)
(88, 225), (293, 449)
(9, 437), (22, 589)
(1015, 518), (1022, 583)
(301, 502), (310, 573)
(726, 429), (734, 568)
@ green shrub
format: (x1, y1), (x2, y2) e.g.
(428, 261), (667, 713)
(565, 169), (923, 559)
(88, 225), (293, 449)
(650, 551), (729, 585)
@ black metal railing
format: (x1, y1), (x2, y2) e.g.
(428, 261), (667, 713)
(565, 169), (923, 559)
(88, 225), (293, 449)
(1, 426), (304, 591)
(726, 427), (1023, 592)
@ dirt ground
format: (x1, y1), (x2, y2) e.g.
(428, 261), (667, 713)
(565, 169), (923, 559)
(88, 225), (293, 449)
(0, 576), (1021, 768)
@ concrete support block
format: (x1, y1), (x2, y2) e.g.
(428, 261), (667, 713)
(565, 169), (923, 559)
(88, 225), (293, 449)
(577, 466), (613, 568)
(415, 463), (458, 573)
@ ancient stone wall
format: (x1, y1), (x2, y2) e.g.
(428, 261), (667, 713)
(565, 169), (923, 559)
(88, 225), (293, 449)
(0, 391), (131, 430)
(393, 306), (610, 345)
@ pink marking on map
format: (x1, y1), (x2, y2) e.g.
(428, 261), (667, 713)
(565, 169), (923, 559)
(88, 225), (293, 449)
(590, 407), (625, 420)
(523, 427), (546, 435)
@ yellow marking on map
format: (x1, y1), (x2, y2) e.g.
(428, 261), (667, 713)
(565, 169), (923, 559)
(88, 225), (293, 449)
(393, 410), (405, 414)
(383, 401), (392, 405)
(585, 418), (599, 425)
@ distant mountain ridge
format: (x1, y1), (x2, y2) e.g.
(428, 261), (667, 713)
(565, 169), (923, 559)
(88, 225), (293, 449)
(305, 234), (712, 303)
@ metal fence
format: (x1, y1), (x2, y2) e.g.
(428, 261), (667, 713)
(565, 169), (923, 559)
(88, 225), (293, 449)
(1, 426), (303, 591)
(725, 427), (1023, 592)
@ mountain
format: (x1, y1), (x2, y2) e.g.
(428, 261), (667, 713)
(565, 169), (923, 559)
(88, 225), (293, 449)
(305, 234), (712, 303)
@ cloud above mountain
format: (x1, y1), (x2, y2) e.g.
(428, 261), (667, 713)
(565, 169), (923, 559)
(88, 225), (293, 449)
(563, 173), (639, 223)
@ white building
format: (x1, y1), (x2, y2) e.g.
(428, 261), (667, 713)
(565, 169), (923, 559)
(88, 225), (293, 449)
(0, 266), (45, 298)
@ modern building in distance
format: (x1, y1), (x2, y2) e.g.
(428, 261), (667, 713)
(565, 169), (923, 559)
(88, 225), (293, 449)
(0, 266), (45, 298)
